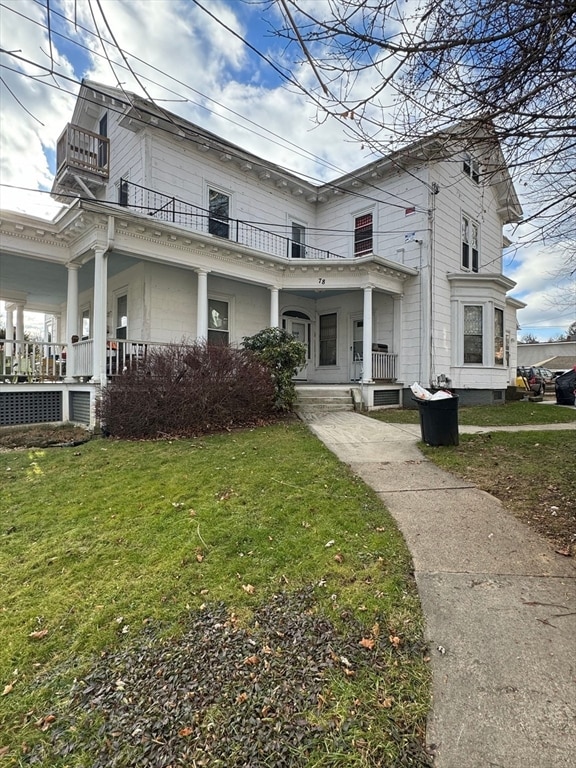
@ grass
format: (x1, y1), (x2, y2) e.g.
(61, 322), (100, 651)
(368, 400), (576, 427)
(0, 422), (430, 766)
(370, 401), (576, 550)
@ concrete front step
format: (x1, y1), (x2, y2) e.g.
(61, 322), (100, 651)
(295, 385), (357, 413)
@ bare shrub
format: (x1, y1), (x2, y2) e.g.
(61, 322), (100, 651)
(98, 341), (276, 438)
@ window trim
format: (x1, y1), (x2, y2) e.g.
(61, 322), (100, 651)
(207, 186), (231, 239)
(462, 214), (479, 273)
(290, 221), (306, 259)
(319, 312), (338, 366)
(207, 296), (230, 345)
(463, 154), (480, 184)
(494, 307), (504, 366)
(463, 304), (483, 364)
(354, 211), (373, 256)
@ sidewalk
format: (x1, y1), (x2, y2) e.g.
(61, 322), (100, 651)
(303, 412), (576, 768)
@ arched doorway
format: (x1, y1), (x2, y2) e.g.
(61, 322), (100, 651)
(282, 310), (311, 380)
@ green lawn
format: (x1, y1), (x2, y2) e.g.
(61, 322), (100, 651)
(0, 423), (431, 767)
(369, 400), (576, 426)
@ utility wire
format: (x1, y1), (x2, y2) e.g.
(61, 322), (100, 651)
(13, 0), (429, 210)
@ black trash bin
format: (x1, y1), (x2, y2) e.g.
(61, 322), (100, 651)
(555, 367), (576, 406)
(414, 395), (459, 446)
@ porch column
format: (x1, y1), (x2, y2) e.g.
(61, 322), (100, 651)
(14, 303), (25, 357)
(5, 305), (14, 358)
(65, 264), (80, 380)
(362, 286), (373, 382)
(196, 269), (209, 342)
(393, 295), (403, 382)
(66, 264), (80, 340)
(92, 246), (108, 384)
(269, 287), (279, 328)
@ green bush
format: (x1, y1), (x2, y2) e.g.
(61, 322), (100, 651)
(242, 327), (306, 410)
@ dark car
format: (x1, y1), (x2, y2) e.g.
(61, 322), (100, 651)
(516, 366), (545, 395)
(555, 367), (576, 405)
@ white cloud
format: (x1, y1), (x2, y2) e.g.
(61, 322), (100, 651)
(0, 0), (571, 340)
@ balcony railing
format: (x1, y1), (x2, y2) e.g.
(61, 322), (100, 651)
(120, 179), (346, 261)
(56, 124), (110, 178)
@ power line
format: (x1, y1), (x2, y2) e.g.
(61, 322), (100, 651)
(0, 52), (426, 214)
(7, 0), (428, 211)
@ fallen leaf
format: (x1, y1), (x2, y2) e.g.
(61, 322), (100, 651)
(28, 629), (48, 640)
(36, 714), (56, 731)
(243, 655), (259, 666)
(237, 692), (248, 704)
(359, 637), (375, 650)
(389, 635), (401, 648)
(196, 551), (204, 563)
(179, 726), (193, 737)
(381, 696), (394, 708)
(242, 584), (255, 594)
(334, 553), (344, 563)
(343, 668), (355, 677)
(372, 622), (380, 638)
(555, 547), (572, 557)
(2, 682), (14, 696)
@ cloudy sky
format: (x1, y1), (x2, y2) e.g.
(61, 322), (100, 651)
(0, 0), (574, 340)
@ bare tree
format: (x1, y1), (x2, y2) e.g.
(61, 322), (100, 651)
(272, 0), (576, 257)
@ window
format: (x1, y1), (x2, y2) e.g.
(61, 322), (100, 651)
(463, 305), (483, 363)
(319, 313), (337, 366)
(98, 113), (108, 169)
(208, 189), (230, 238)
(463, 154), (480, 183)
(208, 299), (229, 345)
(494, 308), (504, 366)
(116, 294), (128, 339)
(290, 222), (305, 259)
(354, 213), (373, 256)
(118, 178), (129, 206)
(81, 308), (91, 340)
(462, 215), (479, 272)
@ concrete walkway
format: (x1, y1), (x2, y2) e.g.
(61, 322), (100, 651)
(302, 412), (576, 768)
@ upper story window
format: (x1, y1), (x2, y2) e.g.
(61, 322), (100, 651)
(291, 222), (305, 259)
(354, 213), (373, 256)
(462, 215), (479, 272)
(463, 154), (480, 183)
(208, 189), (230, 239)
(98, 113), (108, 169)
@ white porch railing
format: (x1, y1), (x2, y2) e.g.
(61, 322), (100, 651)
(372, 352), (397, 381)
(0, 340), (67, 382)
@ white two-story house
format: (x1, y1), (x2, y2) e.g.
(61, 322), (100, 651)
(0, 80), (524, 427)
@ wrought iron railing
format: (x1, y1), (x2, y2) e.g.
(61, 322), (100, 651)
(119, 179), (345, 260)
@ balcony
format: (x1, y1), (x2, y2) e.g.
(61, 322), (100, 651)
(52, 124), (110, 201)
(120, 179), (346, 261)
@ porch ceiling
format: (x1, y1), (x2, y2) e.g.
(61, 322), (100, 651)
(0, 252), (138, 312)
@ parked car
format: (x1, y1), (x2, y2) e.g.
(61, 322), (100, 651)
(555, 367), (576, 405)
(516, 366), (545, 395)
(534, 367), (555, 385)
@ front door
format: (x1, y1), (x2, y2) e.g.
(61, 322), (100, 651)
(282, 313), (311, 379)
(350, 318), (363, 381)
